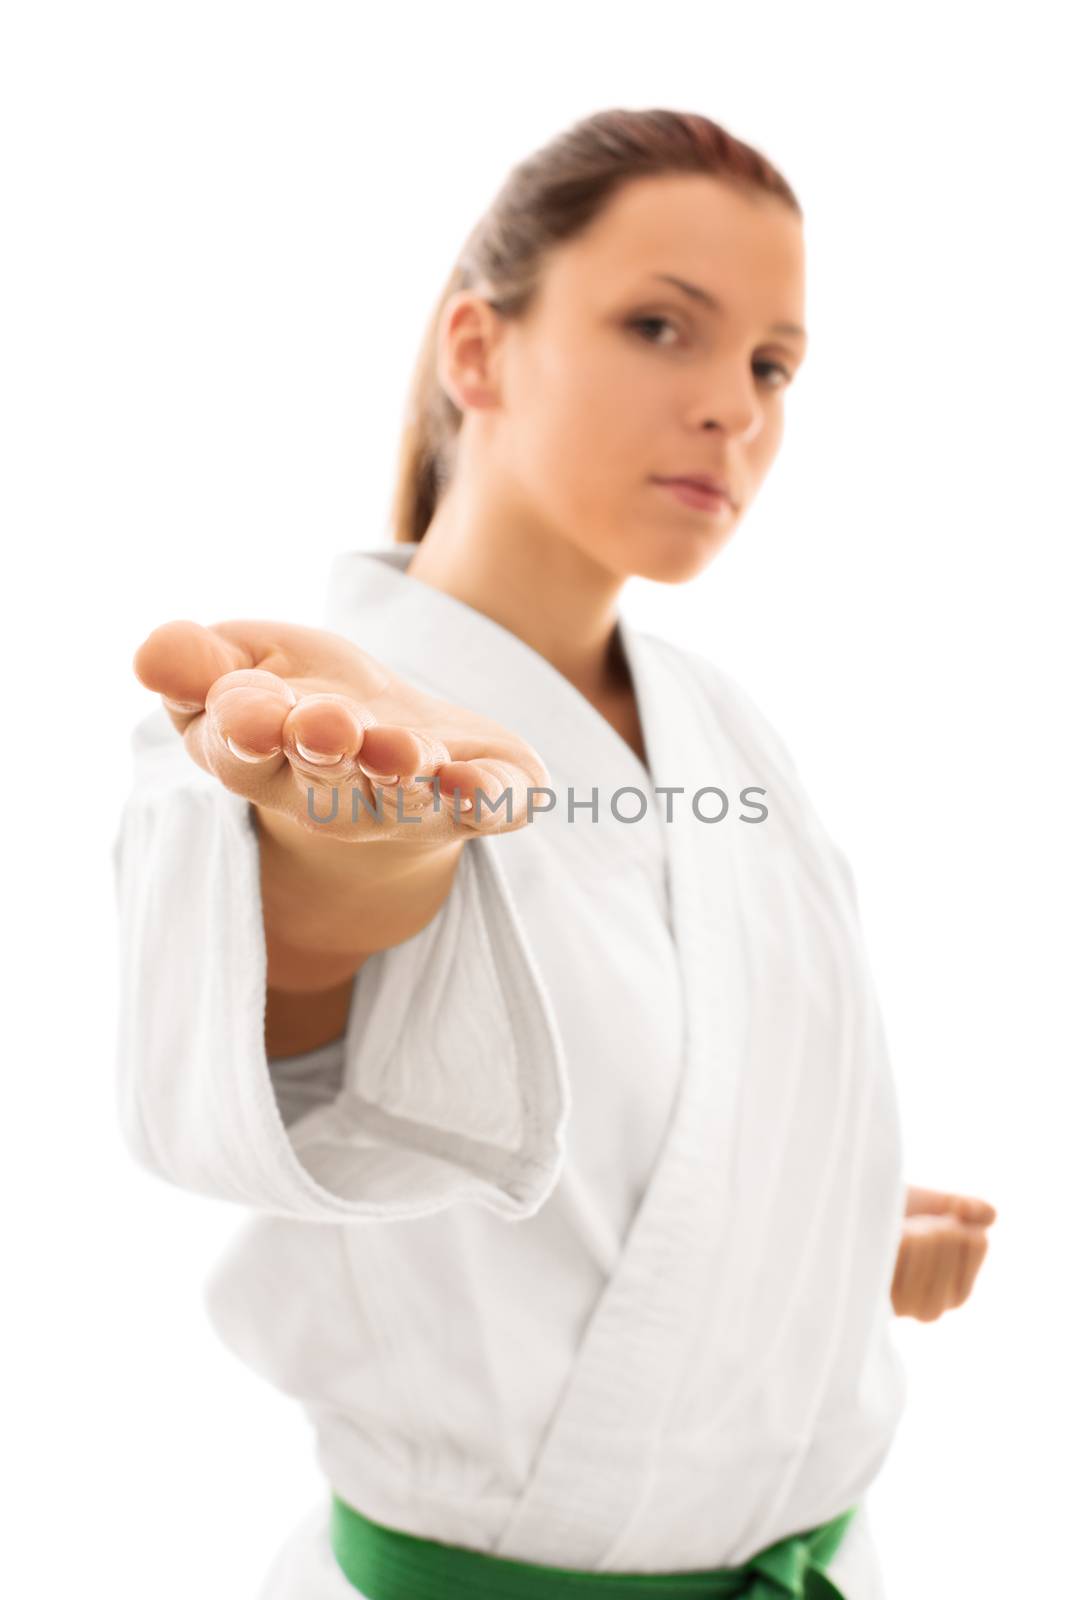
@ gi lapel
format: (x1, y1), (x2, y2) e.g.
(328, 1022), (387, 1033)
(491, 626), (754, 1566)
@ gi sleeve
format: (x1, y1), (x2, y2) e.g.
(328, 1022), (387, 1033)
(111, 706), (569, 1225)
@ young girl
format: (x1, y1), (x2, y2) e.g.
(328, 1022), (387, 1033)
(116, 107), (996, 1600)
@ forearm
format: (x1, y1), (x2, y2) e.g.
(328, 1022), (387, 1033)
(265, 974), (357, 1057)
(255, 806), (467, 992)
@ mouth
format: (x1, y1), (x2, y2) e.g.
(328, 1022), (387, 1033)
(650, 476), (735, 516)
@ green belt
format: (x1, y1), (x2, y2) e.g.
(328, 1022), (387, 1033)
(330, 1492), (857, 1598)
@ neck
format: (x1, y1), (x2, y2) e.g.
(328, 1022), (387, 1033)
(405, 476), (630, 703)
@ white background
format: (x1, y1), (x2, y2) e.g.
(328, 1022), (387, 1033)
(3, 3), (1063, 1595)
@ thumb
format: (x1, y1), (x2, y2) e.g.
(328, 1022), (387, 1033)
(133, 619), (256, 729)
(950, 1194), (997, 1227)
(904, 1185), (997, 1226)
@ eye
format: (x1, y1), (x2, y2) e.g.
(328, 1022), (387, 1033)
(628, 315), (797, 389)
(754, 360), (794, 389)
(627, 314), (682, 346)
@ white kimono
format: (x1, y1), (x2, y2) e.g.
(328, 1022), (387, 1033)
(112, 543), (908, 1599)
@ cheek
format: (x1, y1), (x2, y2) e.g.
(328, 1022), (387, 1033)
(508, 365), (612, 505)
(522, 351), (656, 492)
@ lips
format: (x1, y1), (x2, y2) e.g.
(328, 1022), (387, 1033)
(652, 474), (734, 506)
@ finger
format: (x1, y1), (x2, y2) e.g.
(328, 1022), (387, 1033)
(185, 671), (297, 790)
(133, 619), (254, 733)
(133, 617), (394, 736)
(931, 1234), (959, 1318)
(273, 717), (457, 838)
(893, 1233), (929, 1321)
(913, 1231), (941, 1322)
(433, 757), (546, 831)
(352, 725), (453, 790)
(956, 1231), (989, 1302)
(950, 1230), (970, 1307)
(444, 733), (552, 793)
(281, 693), (377, 779)
(890, 1248), (911, 1316)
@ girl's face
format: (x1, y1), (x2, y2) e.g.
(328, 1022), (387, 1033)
(468, 172), (807, 586)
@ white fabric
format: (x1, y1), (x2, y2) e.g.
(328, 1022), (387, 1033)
(255, 1496), (886, 1600)
(111, 543), (908, 1597)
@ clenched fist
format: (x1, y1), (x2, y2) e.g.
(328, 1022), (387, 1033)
(890, 1185), (998, 1322)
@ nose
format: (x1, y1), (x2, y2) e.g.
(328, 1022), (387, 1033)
(691, 365), (764, 444)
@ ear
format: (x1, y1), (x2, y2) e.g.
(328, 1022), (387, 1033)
(436, 290), (504, 412)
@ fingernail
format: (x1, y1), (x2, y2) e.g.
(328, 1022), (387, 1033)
(358, 764), (399, 785)
(226, 736), (280, 763)
(296, 740), (346, 766)
(164, 697), (203, 714)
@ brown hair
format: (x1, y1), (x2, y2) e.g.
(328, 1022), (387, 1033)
(388, 107), (801, 544)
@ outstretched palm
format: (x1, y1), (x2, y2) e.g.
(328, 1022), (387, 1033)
(133, 617), (551, 845)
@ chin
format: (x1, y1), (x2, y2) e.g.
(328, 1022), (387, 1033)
(622, 524), (735, 585)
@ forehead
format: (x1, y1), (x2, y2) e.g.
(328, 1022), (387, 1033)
(541, 172), (805, 320)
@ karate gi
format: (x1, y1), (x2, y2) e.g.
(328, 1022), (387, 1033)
(112, 543), (908, 1599)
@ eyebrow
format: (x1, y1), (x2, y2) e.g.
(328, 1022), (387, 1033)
(649, 272), (807, 342)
